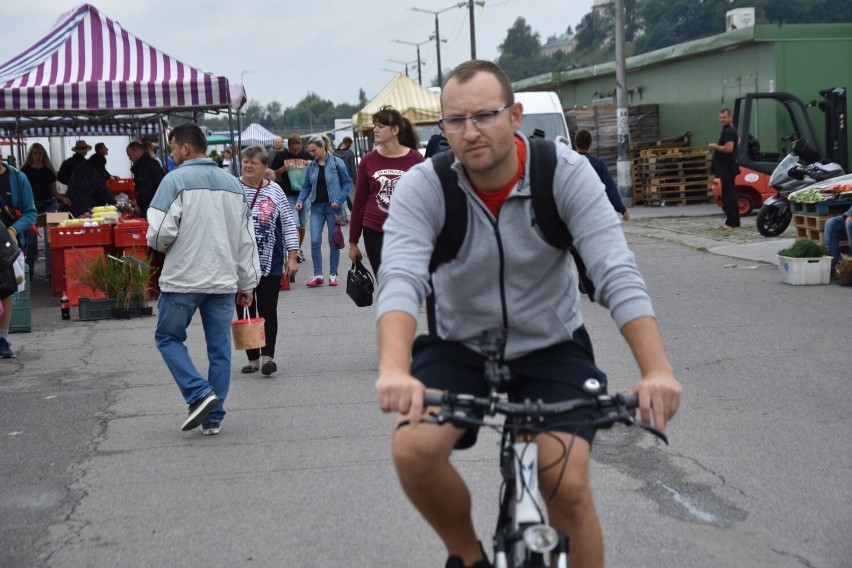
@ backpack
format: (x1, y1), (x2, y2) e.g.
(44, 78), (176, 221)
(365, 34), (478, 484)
(426, 138), (596, 335)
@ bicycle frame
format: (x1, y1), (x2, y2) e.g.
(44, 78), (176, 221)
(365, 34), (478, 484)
(493, 421), (568, 568)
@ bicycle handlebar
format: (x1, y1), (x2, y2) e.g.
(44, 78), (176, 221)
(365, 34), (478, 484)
(420, 390), (667, 443)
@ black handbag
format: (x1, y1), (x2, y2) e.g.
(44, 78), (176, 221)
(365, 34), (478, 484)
(346, 259), (375, 307)
(0, 225), (20, 270)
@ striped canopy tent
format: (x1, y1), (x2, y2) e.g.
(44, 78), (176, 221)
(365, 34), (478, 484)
(351, 74), (441, 132)
(0, 114), (162, 138)
(238, 123), (275, 147)
(0, 3), (244, 119)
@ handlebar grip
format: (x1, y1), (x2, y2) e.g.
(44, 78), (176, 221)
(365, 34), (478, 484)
(622, 393), (639, 410)
(423, 391), (445, 407)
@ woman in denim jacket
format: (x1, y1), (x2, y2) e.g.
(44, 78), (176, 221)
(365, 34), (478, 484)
(295, 135), (353, 287)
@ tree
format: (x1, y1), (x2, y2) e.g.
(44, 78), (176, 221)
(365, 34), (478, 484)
(242, 100), (265, 126)
(635, 0), (729, 54)
(575, 10), (611, 53)
(497, 17), (552, 81)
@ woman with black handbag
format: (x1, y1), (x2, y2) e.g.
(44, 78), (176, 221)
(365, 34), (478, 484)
(0, 158), (38, 358)
(347, 106), (423, 281)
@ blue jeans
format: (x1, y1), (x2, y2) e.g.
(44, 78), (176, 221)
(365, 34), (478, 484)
(155, 292), (234, 424)
(824, 214), (852, 270)
(309, 201), (340, 277)
(28, 201), (59, 276)
(286, 195), (307, 228)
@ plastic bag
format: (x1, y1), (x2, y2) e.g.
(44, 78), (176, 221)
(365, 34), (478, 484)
(331, 224), (345, 249)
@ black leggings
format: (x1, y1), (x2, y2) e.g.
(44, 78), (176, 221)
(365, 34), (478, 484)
(362, 226), (384, 283)
(243, 275), (281, 361)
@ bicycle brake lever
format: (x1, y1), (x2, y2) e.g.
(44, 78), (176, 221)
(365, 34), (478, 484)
(632, 420), (669, 445)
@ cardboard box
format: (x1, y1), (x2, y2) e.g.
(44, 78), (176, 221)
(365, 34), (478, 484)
(38, 211), (73, 228)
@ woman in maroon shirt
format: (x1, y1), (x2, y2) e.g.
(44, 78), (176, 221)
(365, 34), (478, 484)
(348, 106), (423, 280)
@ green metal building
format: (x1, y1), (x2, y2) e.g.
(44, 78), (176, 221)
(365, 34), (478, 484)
(515, 24), (852, 167)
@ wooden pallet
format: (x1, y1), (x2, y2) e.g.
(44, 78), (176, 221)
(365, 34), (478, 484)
(793, 212), (849, 246)
(632, 146), (712, 205)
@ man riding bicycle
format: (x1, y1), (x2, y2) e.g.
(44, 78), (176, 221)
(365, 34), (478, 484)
(375, 60), (682, 568)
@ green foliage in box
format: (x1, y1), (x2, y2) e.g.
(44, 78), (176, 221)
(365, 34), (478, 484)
(778, 239), (828, 259)
(69, 254), (158, 310)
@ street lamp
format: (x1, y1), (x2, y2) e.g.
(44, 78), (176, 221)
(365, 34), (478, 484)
(386, 59), (420, 78)
(392, 38), (432, 85)
(240, 69), (254, 86)
(412, 2), (466, 87)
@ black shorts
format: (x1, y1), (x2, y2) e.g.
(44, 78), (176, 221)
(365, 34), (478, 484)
(411, 326), (608, 449)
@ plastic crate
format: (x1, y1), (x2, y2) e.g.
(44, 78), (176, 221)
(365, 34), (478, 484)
(114, 220), (148, 247)
(50, 225), (113, 248)
(64, 247), (108, 306)
(10, 265), (31, 333)
(778, 255), (831, 285)
(107, 178), (136, 202)
(107, 178), (135, 192)
(77, 297), (117, 321)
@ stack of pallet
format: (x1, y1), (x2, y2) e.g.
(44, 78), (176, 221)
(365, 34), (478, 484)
(632, 146), (713, 206)
(565, 104), (662, 170)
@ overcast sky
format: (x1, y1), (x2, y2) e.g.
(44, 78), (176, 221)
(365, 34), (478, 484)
(1, 0), (594, 109)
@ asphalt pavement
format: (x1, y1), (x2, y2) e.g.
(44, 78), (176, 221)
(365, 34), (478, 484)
(1, 202), (849, 568)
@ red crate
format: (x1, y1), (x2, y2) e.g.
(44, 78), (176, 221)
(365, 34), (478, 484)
(108, 178), (135, 202)
(114, 220), (148, 247)
(63, 247), (108, 306)
(50, 225), (113, 248)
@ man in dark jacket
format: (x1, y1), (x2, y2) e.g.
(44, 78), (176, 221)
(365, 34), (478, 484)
(126, 141), (165, 217)
(57, 139), (91, 185)
(573, 128), (630, 220)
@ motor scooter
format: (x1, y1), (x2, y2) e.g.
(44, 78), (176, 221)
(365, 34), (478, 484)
(756, 139), (844, 237)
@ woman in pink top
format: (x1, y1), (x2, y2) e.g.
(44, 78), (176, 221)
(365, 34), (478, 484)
(348, 106), (424, 280)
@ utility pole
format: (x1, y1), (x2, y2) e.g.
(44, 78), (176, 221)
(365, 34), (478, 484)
(469, 1), (476, 59)
(392, 39), (431, 85)
(614, 0), (632, 207)
(466, 1), (486, 60)
(412, 3), (465, 86)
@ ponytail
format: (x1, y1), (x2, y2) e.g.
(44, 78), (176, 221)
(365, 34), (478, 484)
(396, 117), (420, 151)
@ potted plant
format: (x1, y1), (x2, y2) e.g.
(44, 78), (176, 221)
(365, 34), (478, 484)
(69, 253), (157, 319)
(777, 239), (832, 285)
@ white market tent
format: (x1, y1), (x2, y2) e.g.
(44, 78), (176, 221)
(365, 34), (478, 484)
(0, 3), (245, 159)
(351, 74), (441, 132)
(238, 123), (276, 147)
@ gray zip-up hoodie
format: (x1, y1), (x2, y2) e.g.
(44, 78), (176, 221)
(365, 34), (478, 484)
(147, 157), (260, 294)
(378, 134), (655, 360)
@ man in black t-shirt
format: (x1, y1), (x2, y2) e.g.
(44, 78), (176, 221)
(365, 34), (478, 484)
(269, 134), (312, 259)
(709, 108), (740, 229)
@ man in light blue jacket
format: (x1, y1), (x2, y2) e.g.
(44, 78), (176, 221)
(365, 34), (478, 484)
(147, 123), (260, 436)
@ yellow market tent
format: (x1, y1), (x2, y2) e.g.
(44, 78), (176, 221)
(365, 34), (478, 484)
(351, 74), (441, 132)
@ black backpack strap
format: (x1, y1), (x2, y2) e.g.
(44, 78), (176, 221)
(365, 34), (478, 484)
(528, 138), (596, 302)
(427, 151), (468, 337)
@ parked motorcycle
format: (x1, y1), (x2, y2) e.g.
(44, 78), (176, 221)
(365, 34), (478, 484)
(756, 139), (844, 237)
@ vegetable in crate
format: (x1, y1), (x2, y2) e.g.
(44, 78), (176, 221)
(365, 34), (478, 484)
(778, 239), (828, 258)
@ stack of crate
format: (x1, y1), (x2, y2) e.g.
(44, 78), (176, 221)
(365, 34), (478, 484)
(10, 265), (30, 333)
(632, 146), (713, 206)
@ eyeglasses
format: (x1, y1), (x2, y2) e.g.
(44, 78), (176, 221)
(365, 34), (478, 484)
(439, 104), (511, 133)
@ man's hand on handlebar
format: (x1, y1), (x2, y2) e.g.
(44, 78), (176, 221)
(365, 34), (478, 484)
(376, 372), (427, 426)
(632, 371), (682, 433)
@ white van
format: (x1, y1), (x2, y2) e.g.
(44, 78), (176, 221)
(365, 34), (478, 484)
(515, 91), (571, 144)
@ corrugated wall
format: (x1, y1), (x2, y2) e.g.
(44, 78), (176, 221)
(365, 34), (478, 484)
(517, 25), (852, 167)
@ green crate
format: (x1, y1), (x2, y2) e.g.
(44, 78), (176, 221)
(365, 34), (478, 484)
(10, 265), (31, 333)
(77, 297), (117, 321)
